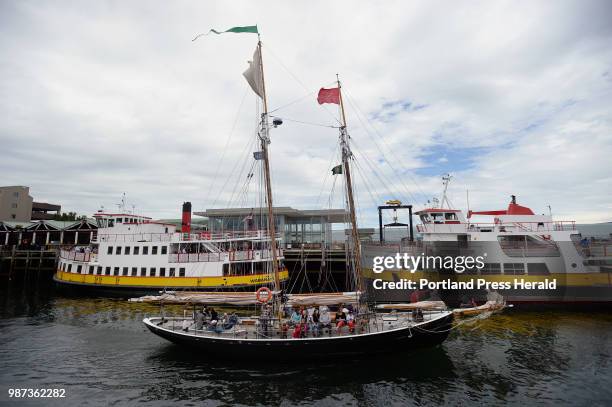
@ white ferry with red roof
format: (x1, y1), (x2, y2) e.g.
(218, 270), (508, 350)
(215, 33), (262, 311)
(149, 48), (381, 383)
(362, 184), (612, 306)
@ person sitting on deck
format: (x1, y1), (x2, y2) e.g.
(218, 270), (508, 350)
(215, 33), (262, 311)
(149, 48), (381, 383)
(346, 310), (355, 333)
(310, 308), (320, 337)
(289, 308), (301, 327)
(209, 308), (218, 324)
(319, 306), (332, 334)
(335, 307), (348, 330)
(223, 312), (238, 330)
(195, 309), (205, 330)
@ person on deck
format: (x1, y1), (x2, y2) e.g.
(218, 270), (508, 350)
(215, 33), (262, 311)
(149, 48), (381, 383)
(336, 307), (347, 329)
(319, 306), (332, 335)
(290, 308), (301, 327)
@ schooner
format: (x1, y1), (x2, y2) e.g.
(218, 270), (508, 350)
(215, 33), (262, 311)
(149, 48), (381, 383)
(141, 27), (454, 358)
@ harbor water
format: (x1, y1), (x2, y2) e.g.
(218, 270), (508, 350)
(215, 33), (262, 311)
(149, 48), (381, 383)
(1, 276), (612, 406)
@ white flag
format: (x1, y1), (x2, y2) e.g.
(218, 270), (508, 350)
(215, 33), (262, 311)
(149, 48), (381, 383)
(243, 46), (264, 99)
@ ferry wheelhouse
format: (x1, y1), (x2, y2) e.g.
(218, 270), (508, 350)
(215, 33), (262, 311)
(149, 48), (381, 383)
(54, 210), (288, 296)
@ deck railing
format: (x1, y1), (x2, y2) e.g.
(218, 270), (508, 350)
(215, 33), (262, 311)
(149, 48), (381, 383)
(168, 249), (283, 263)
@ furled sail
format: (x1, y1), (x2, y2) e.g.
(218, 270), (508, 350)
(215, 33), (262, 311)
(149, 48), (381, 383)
(129, 291), (361, 306)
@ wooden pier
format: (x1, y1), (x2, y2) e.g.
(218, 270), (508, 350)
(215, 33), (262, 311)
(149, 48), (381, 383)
(0, 248), (58, 278)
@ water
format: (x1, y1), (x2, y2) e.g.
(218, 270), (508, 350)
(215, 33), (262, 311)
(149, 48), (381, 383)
(1, 276), (612, 406)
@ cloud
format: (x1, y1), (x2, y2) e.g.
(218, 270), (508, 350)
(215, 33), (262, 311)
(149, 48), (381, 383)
(1, 0), (611, 226)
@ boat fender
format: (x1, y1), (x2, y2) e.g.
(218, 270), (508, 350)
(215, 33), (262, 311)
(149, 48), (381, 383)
(256, 287), (272, 303)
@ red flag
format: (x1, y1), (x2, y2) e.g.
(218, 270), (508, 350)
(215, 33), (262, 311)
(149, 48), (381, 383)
(317, 87), (340, 105)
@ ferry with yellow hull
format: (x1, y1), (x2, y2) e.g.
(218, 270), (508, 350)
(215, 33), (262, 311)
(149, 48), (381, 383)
(54, 209), (288, 296)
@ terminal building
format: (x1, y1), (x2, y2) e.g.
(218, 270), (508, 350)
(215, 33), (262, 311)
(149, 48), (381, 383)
(195, 207), (349, 247)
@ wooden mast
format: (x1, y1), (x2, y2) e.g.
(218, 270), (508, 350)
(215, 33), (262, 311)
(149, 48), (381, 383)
(257, 36), (281, 293)
(336, 75), (364, 294)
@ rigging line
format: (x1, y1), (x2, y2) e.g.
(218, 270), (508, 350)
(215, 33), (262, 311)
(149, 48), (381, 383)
(353, 158), (387, 212)
(347, 106), (421, 207)
(261, 43), (342, 126)
(206, 84), (250, 208)
(213, 134), (258, 210)
(269, 115), (338, 129)
(351, 135), (418, 206)
(343, 89), (430, 205)
(350, 138), (405, 203)
(316, 142), (341, 207)
(268, 90), (318, 114)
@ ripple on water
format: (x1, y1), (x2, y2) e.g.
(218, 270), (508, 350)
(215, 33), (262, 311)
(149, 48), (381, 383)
(1, 280), (612, 406)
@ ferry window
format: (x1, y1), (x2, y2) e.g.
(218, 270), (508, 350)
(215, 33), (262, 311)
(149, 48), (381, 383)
(125, 246), (131, 255)
(445, 213), (458, 220)
(223, 264), (229, 276)
(503, 263), (525, 275)
(527, 263), (550, 275)
(169, 267), (175, 277)
(141, 267), (146, 276)
(113, 267), (119, 276)
(161, 246), (167, 255)
(152, 246), (158, 255)
(89, 265), (94, 275)
(134, 246), (140, 255)
(481, 263), (501, 274)
(77, 265), (82, 274)
(160, 267), (166, 277)
(117, 218), (122, 223)
(116, 246), (122, 255)
(122, 267), (128, 276)
(150, 267), (156, 277)
(105, 267), (111, 275)
(431, 213), (444, 224)
(68, 264), (72, 272)
(107, 246), (113, 254)
(131, 267), (137, 276)
(97, 266), (102, 275)
(108, 220), (114, 227)
(179, 268), (185, 277)
(143, 246), (149, 255)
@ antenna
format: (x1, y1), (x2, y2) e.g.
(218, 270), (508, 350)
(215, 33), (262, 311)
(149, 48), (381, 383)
(547, 205), (552, 216)
(440, 174), (453, 209)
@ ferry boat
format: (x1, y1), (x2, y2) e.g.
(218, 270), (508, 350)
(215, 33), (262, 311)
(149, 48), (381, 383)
(362, 181), (612, 306)
(54, 207), (289, 296)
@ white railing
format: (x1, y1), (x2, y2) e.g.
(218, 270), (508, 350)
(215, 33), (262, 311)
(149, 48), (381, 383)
(417, 221), (576, 234)
(168, 249), (283, 263)
(94, 233), (173, 243)
(59, 249), (96, 262)
(181, 230), (282, 241)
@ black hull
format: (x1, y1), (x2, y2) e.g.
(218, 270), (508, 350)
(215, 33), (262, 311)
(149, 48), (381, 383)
(144, 313), (454, 359)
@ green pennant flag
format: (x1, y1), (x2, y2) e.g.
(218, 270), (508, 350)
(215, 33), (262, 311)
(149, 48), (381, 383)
(211, 25), (258, 34)
(331, 164), (343, 175)
(193, 25), (259, 41)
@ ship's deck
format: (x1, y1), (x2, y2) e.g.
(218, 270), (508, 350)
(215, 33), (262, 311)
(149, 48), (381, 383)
(146, 310), (451, 341)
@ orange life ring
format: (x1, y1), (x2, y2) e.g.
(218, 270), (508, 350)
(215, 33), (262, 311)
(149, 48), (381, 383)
(256, 287), (272, 303)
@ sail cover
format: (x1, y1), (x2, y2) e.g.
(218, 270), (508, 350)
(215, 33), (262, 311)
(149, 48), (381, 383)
(129, 291), (361, 307)
(243, 46), (264, 99)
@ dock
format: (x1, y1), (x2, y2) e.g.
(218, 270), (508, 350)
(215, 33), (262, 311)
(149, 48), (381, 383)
(0, 248), (58, 278)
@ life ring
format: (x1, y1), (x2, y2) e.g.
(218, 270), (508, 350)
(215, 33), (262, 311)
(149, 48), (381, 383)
(256, 287), (272, 303)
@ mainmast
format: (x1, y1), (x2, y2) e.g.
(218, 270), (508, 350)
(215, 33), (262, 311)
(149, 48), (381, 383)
(256, 37), (281, 292)
(337, 76), (364, 294)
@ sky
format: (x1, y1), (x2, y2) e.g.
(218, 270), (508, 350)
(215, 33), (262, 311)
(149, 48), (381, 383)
(1, 0), (611, 227)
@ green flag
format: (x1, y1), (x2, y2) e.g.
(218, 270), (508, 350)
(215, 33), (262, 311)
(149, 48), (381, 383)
(193, 25), (258, 40)
(331, 164), (343, 175)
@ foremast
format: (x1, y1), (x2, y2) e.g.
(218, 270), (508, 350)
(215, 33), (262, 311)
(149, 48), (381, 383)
(256, 36), (282, 296)
(336, 76), (364, 295)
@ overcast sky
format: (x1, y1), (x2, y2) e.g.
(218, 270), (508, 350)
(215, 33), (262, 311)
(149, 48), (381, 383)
(1, 0), (611, 226)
